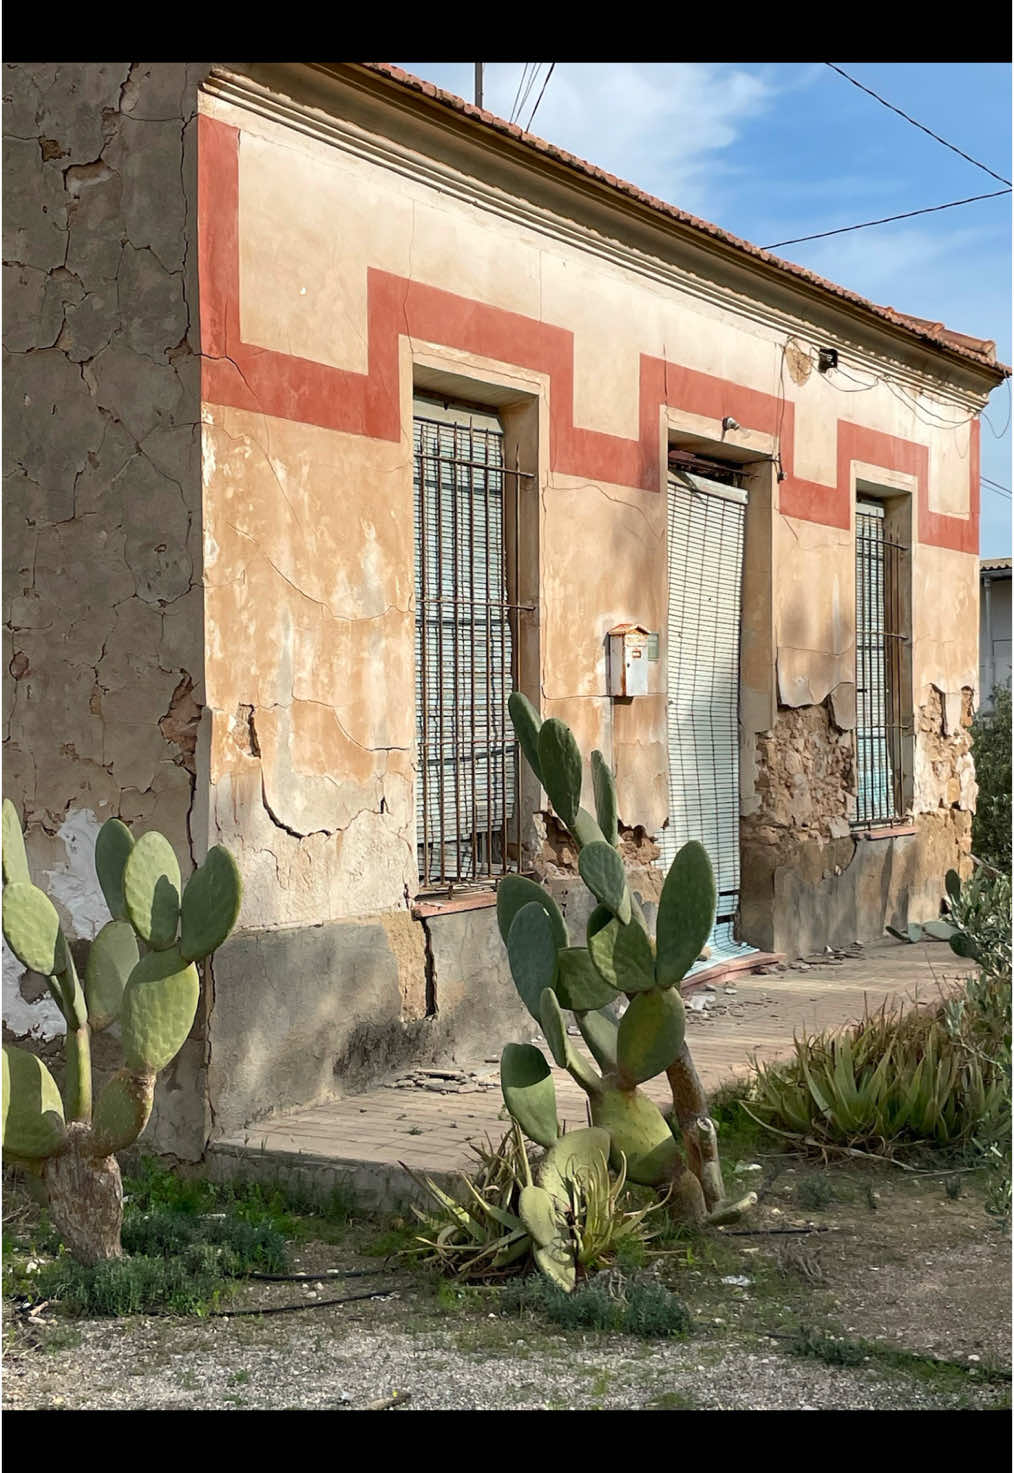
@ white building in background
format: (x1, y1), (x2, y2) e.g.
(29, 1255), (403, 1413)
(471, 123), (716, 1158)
(979, 558), (1012, 710)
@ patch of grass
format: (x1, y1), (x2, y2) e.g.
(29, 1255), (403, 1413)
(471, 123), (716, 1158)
(122, 1208), (287, 1273)
(794, 1175), (837, 1211)
(363, 1217), (419, 1259)
(30, 1251), (231, 1318)
(499, 1273), (693, 1340)
(646, 1389), (699, 1410)
(785, 1327), (1011, 1388)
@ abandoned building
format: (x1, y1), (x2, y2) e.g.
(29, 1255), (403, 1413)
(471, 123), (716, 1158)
(3, 62), (1008, 1161)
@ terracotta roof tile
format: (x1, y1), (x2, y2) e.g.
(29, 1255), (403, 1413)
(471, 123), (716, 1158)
(360, 62), (1009, 381)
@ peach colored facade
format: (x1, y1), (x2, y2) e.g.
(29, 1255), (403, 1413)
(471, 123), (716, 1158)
(4, 62), (1006, 1155)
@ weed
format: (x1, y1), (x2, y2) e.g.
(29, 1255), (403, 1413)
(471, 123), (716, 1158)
(31, 1254), (228, 1317)
(499, 1272), (693, 1339)
(122, 1209), (287, 1273)
(646, 1389), (699, 1410)
(794, 1176), (836, 1211)
(785, 1327), (1011, 1387)
(944, 1175), (964, 1201)
(227, 1370), (251, 1386)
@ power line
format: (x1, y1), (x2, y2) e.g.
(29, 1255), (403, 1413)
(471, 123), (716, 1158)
(509, 64), (534, 125)
(982, 482), (1012, 500)
(525, 61), (555, 132)
(512, 63), (542, 126)
(825, 63), (1011, 188)
(763, 188), (1010, 249)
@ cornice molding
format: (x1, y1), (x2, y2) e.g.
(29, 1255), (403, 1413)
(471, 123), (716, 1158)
(201, 65), (995, 415)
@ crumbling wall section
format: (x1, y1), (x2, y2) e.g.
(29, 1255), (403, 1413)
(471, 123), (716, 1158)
(2, 64), (208, 1149)
(913, 684), (977, 817)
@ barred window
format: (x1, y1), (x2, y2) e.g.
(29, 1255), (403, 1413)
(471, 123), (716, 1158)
(854, 500), (907, 827)
(413, 398), (531, 891)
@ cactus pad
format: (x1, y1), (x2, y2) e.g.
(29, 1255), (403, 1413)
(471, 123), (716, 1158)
(518, 1183), (560, 1248)
(539, 986), (571, 1069)
(537, 718), (583, 828)
(496, 875), (567, 951)
(576, 1007), (620, 1071)
(538, 1126), (612, 1207)
(590, 1086), (681, 1185)
(2, 800), (30, 885)
(91, 1069), (155, 1155)
(554, 947), (617, 1012)
(2, 882), (67, 977)
(578, 841), (631, 923)
(590, 750), (619, 847)
(180, 845), (242, 962)
(123, 831), (181, 949)
(84, 920), (140, 1031)
(654, 840), (716, 989)
(506, 902), (559, 1020)
(120, 947), (200, 1073)
(500, 1043), (559, 1149)
(508, 692), (545, 786)
(95, 818), (135, 922)
(587, 913), (655, 994)
(2, 1044), (66, 1159)
(616, 988), (686, 1085)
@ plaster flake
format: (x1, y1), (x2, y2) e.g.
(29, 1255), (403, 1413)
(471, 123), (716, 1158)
(2, 938), (66, 1040)
(42, 807), (110, 940)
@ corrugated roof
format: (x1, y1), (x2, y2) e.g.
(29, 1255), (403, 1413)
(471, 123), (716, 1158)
(360, 63), (1009, 382)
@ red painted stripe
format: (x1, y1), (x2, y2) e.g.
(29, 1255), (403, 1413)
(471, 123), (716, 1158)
(197, 113), (980, 554)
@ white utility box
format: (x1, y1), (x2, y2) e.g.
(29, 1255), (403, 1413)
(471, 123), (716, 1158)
(607, 623), (659, 698)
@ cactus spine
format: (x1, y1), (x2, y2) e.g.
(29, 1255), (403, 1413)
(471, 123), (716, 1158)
(1, 801), (241, 1263)
(498, 694), (756, 1249)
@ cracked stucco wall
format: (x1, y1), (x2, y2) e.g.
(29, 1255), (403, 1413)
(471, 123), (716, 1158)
(3, 63), (209, 1123)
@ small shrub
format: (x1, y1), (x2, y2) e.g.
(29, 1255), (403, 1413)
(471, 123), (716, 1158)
(794, 1175), (836, 1211)
(499, 1272), (693, 1339)
(32, 1254), (226, 1317)
(970, 684), (1012, 871)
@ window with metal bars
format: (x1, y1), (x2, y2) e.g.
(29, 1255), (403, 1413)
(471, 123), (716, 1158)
(854, 500), (908, 827)
(413, 398), (531, 892)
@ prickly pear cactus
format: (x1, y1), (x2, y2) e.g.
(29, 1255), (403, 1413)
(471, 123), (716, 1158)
(1, 798), (241, 1263)
(496, 695), (756, 1253)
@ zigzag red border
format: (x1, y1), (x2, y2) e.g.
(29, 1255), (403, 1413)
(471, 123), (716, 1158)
(197, 114), (978, 553)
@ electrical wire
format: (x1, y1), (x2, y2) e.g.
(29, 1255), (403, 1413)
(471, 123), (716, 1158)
(763, 189), (1010, 250)
(982, 483), (1012, 500)
(825, 64), (1011, 188)
(525, 61), (556, 132)
(512, 63), (542, 126)
(508, 64), (533, 126)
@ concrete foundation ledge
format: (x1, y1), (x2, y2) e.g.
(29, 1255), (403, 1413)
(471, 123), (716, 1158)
(206, 1141), (460, 1214)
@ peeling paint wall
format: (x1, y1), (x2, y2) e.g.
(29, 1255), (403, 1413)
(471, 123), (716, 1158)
(3, 64), (209, 1146)
(5, 64), (994, 1152)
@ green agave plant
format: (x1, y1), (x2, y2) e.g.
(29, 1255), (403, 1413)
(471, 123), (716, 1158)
(495, 694), (756, 1268)
(406, 1123), (664, 1290)
(1, 800), (241, 1264)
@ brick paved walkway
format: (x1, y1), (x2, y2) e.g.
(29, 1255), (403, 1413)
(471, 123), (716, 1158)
(207, 938), (973, 1208)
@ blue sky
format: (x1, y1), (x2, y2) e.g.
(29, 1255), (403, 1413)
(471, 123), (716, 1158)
(396, 62), (1011, 555)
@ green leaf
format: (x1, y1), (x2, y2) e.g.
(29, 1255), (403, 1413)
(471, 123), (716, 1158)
(496, 875), (567, 951)
(120, 946), (200, 1073)
(500, 1043), (559, 1149)
(2, 1045), (66, 1159)
(506, 903), (560, 1021)
(84, 920), (140, 1031)
(587, 915), (655, 994)
(578, 841), (631, 924)
(540, 987), (570, 1069)
(554, 948), (617, 1012)
(616, 988), (686, 1085)
(1, 800), (30, 885)
(590, 751), (619, 847)
(655, 840), (716, 988)
(2, 883), (66, 977)
(179, 845), (242, 962)
(508, 691), (544, 786)
(123, 831), (181, 949)
(537, 718), (583, 829)
(95, 818), (135, 922)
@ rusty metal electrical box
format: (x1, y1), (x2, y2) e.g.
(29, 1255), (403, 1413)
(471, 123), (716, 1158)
(607, 623), (658, 698)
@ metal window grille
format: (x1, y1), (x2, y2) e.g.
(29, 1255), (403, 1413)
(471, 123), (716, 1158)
(413, 402), (532, 891)
(659, 462), (750, 963)
(854, 501), (907, 827)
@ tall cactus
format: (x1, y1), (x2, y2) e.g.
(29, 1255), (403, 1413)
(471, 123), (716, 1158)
(498, 695), (756, 1230)
(1, 801), (241, 1263)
